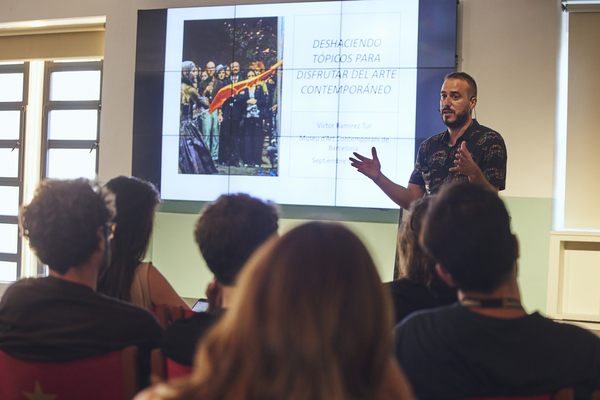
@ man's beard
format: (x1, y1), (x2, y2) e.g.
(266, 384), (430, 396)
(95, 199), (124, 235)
(442, 108), (470, 129)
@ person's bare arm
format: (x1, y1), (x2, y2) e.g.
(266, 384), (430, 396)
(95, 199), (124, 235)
(147, 263), (191, 310)
(349, 147), (424, 209)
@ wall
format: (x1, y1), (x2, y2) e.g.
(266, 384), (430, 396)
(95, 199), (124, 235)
(564, 12), (600, 229)
(0, 0), (561, 313)
(458, 0), (560, 313)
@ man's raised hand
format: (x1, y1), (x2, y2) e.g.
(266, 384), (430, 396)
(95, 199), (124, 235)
(349, 147), (382, 182)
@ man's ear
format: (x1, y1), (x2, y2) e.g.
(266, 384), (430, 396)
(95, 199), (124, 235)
(435, 264), (456, 287)
(471, 96), (477, 110)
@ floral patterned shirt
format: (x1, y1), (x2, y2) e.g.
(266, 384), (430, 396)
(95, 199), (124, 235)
(409, 120), (507, 195)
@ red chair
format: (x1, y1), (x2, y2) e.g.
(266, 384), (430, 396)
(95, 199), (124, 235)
(151, 348), (193, 381)
(149, 304), (170, 328)
(170, 305), (197, 322)
(0, 346), (139, 400)
(466, 388), (574, 400)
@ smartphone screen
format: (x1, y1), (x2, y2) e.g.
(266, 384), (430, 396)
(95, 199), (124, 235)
(192, 298), (209, 312)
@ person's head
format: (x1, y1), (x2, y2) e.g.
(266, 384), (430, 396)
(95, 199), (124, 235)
(188, 222), (394, 400)
(246, 69), (256, 79)
(194, 194), (279, 286)
(206, 61), (216, 77)
(182, 61), (199, 84)
(399, 197), (443, 287)
(249, 61), (265, 74)
(97, 176), (160, 300)
(230, 61), (240, 75)
(19, 179), (114, 275)
(225, 65), (231, 77)
(200, 70), (208, 81)
(216, 64), (226, 81)
(421, 182), (517, 294)
(440, 72), (477, 129)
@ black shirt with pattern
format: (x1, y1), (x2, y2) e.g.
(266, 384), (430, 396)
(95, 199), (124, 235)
(409, 120), (507, 195)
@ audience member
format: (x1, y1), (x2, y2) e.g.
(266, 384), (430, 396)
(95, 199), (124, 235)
(137, 222), (415, 400)
(97, 176), (190, 310)
(241, 69), (268, 167)
(386, 197), (457, 324)
(0, 179), (163, 383)
(161, 193), (279, 366)
(201, 60), (220, 160)
(394, 182), (600, 399)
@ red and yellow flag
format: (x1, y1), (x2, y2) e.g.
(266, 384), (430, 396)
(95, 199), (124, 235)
(209, 59), (283, 114)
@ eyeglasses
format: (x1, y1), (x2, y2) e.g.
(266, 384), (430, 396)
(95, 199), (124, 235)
(105, 222), (117, 240)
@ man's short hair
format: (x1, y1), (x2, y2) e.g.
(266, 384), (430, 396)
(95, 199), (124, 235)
(19, 179), (114, 275)
(194, 194), (280, 286)
(445, 71), (477, 99)
(421, 182), (515, 293)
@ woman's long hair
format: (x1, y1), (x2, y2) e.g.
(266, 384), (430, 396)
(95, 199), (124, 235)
(166, 222), (394, 400)
(97, 176), (160, 301)
(398, 197), (441, 286)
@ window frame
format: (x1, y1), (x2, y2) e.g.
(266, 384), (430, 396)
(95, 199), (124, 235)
(40, 60), (103, 180)
(0, 62), (28, 290)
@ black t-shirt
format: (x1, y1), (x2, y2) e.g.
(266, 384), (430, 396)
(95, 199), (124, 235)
(409, 120), (507, 194)
(0, 276), (163, 385)
(394, 304), (600, 400)
(161, 310), (223, 366)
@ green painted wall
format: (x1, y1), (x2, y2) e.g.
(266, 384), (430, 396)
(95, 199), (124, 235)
(504, 197), (552, 314)
(150, 195), (553, 314)
(150, 209), (401, 301)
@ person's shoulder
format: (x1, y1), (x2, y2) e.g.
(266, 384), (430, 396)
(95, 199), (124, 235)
(2, 276), (71, 299)
(385, 278), (415, 295)
(417, 132), (446, 153)
(94, 291), (162, 328)
(472, 121), (505, 141)
(529, 312), (600, 342)
(425, 131), (446, 143)
(394, 302), (460, 333)
(386, 278), (446, 305)
(0, 277), (37, 303)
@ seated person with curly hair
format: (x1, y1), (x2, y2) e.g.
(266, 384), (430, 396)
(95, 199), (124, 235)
(0, 179), (163, 384)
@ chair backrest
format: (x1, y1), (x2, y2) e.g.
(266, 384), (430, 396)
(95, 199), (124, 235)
(149, 304), (170, 328)
(0, 346), (139, 400)
(150, 348), (193, 382)
(166, 356), (194, 379)
(466, 388), (574, 400)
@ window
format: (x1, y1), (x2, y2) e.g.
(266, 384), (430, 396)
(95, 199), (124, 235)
(0, 63), (28, 290)
(42, 61), (102, 180)
(0, 60), (103, 288)
(0, 18), (105, 293)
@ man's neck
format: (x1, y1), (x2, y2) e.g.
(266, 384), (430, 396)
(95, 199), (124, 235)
(48, 250), (105, 290)
(48, 260), (99, 290)
(458, 276), (526, 319)
(220, 285), (235, 309)
(447, 116), (474, 146)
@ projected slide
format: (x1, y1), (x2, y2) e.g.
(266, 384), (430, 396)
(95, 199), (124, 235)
(161, 0), (422, 208)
